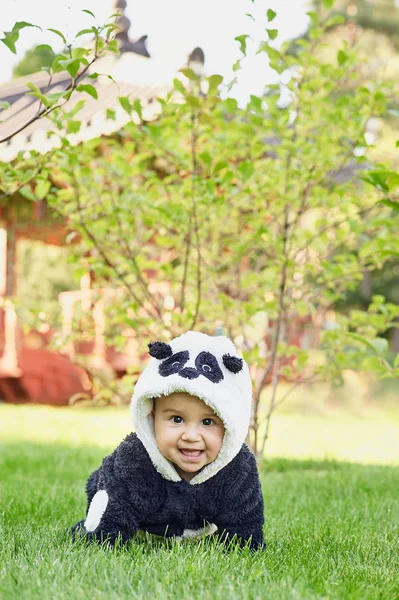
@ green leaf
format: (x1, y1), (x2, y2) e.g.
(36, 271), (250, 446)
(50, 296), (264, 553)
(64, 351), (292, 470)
(213, 160), (228, 174)
(48, 28), (67, 45)
(76, 28), (95, 38)
(249, 95), (262, 111)
(321, 0), (335, 8)
(0, 101), (10, 110)
(370, 337), (388, 355)
(106, 108), (116, 120)
(379, 199), (399, 212)
(132, 99), (142, 119)
(119, 96), (132, 115)
(325, 14), (346, 27)
(107, 39), (119, 53)
(179, 68), (198, 81)
(35, 44), (54, 53)
(59, 58), (81, 79)
(173, 78), (186, 95)
(0, 22), (41, 54)
(19, 186), (36, 201)
(46, 91), (68, 104)
(235, 34), (249, 56)
(361, 356), (385, 372)
(26, 82), (51, 107)
(267, 9), (277, 22)
(346, 333), (376, 351)
(82, 9), (96, 18)
(238, 161), (255, 182)
(76, 84), (98, 99)
(35, 179), (51, 200)
(223, 97), (238, 113)
(13, 21), (41, 34)
(208, 74), (223, 94)
(199, 151), (212, 166)
(0, 33), (18, 54)
(267, 29), (278, 41)
(67, 120), (81, 134)
(337, 49), (349, 65)
(361, 171), (389, 192)
(306, 11), (319, 27)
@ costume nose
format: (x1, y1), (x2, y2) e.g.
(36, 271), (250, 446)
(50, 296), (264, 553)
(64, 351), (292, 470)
(179, 367), (199, 379)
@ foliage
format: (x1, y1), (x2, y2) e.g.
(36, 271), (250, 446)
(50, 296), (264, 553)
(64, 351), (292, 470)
(13, 44), (57, 78)
(42, 10), (399, 455)
(0, 11), (120, 147)
(315, 0), (399, 48)
(1, 6), (399, 456)
(16, 240), (76, 329)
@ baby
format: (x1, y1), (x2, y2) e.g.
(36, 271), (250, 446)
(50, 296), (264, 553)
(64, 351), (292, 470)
(71, 331), (265, 549)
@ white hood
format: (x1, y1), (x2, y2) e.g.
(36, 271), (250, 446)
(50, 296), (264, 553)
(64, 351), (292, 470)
(131, 331), (252, 485)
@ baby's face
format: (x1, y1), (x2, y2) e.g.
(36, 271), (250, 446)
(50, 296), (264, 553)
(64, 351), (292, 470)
(153, 392), (225, 481)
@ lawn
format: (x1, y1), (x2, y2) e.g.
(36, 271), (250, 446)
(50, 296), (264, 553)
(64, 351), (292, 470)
(1, 404), (399, 600)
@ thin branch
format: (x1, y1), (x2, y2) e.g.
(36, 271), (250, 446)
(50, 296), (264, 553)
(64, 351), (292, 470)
(191, 198), (202, 330)
(0, 57), (97, 145)
(292, 203), (376, 260)
(252, 203), (290, 454)
(179, 211), (192, 313)
(107, 183), (163, 318)
(260, 372), (321, 458)
(260, 353), (281, 458)
(189, 99), (202, 330)
(72, 175), (163, 322)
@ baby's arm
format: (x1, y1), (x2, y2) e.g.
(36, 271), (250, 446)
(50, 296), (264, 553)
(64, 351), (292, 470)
(214, 446), (265, 550)
(72, 453), (138, 545)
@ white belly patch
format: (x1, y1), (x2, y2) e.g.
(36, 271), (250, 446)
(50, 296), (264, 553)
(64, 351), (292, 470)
(179, 522), (218, 540)
(84, 489), (109, 532)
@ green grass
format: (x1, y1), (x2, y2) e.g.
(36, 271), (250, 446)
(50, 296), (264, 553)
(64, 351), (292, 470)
(1, 405), (399, 599)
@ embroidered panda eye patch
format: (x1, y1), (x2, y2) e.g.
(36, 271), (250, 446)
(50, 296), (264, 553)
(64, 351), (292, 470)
(159, 351), (189, 377)
(148, 341), (243, 383)
(156, 350), (224, 383)
(195, 351), (223, 383)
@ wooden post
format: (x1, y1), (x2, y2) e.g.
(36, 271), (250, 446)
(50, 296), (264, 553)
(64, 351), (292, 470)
(4, 222), (17, 297)
(92, 299), (107, 368)
(0, 223), (21, 375)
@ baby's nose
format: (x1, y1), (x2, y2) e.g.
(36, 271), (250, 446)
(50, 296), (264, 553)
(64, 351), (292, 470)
(181, 424), (201, 441)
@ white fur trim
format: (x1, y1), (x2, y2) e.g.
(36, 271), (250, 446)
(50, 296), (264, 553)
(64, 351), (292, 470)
(131, 331), (252, 485)
(84, 490), (108, 532)
(182, 523), (218, 539)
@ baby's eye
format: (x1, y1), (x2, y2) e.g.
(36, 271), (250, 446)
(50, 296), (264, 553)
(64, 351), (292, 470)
(202, 418), (214, 426)
(202, 364), (212, 372)
(172, 416), (183, 424)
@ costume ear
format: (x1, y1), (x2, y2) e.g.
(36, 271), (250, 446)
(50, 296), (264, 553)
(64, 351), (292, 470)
(222, 354), (243, 374)
(148, 341), (173, 360)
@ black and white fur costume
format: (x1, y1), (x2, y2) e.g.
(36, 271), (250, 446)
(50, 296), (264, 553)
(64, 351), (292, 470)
(72, 331), (265, 549)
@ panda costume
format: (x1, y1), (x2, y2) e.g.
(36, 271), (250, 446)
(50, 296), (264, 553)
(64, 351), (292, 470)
(71, 331), (265, 550)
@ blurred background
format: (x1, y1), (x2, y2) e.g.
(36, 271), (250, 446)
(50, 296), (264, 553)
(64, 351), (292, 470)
(1, 0), (399, 465)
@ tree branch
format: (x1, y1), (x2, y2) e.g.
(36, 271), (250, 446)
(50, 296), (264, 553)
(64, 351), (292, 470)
(0, 57), (97, 145)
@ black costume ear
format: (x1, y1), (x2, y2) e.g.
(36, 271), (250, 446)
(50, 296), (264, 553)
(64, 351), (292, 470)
(148, 341), (173, 360)
(222, 354), (243, 374)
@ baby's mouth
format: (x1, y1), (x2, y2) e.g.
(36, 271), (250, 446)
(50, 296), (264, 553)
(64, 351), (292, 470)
(179, 449), (204, 459)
